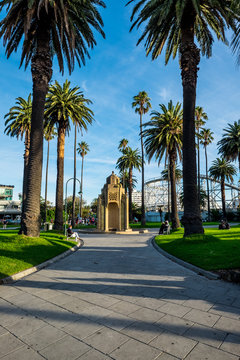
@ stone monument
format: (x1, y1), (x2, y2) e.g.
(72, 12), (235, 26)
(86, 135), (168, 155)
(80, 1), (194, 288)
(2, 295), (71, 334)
(97, 171), (130, 232)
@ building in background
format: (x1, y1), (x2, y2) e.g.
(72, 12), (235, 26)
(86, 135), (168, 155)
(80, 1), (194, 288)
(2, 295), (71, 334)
(0, 184), (21, 220)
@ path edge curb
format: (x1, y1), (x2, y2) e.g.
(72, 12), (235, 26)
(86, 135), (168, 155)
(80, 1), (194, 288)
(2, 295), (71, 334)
(150, 236), (220, 280)
(0, 239), (84, 285)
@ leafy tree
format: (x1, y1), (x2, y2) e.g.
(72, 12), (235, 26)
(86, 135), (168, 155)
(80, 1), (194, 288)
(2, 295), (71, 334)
(118, 138), (129, 151)
(0, 0), (105, 236)
(200, 128), (214, 220)
(209, 158), (237, 218)
(90, 198), (98, 214)
(77, 141), (90, 217)
(132, 91), (151, 226)
(128, 0), (238, 236)
(195, 106), (208, 203)
(45, 80), (93, 230)
(116, 147), (142, 221)
(143, 100), (182, 229)
(4, 94), (32, 230)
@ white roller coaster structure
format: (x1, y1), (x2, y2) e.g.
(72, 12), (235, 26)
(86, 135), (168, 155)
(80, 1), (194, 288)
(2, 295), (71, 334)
(145, 175), (240, 212)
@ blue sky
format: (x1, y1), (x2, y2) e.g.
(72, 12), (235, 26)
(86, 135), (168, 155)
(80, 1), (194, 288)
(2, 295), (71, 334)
(0, 1), (240, 205)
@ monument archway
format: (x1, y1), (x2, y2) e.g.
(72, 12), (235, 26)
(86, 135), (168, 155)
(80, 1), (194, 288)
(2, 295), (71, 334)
(108, 203), (119, 230)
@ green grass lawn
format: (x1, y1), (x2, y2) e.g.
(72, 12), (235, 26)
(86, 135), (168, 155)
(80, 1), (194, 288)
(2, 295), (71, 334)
(75, 224), (96, 229)
(0, 230), (76, 280)
(155, 225), (240, 271)
(130, 221), (227, 229)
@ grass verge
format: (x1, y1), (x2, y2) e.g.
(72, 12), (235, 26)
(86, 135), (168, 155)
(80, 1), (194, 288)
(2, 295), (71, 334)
(155, 225), (240, 271)
(0, 230), (76, 280)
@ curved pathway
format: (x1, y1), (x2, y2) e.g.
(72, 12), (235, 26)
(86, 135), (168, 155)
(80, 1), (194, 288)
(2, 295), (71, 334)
(0, 232), (240, 359)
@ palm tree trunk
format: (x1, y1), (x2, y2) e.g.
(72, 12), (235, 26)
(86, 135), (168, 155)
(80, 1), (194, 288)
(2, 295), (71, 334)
(80, 155), (84, 217)
(167, 160), (171, 217)
(22, 23), (52, 237)
(54, 124), (65, 231)
(44, 139), (50, 223)
(19, 130), (30, 234)
(129, 167), (133, 222)
(180, 6), (204, 236)
(205, 145), (211, 221)
(169, 151), (180, 229)
(140, 112), (146, 226)
(72, 124), (77, 227)
(197, 131), (201, 205)
(221, 177), (226, 218)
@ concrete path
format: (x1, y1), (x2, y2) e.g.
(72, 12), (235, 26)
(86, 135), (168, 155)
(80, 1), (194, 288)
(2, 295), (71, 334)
(0, 232), (240, 360)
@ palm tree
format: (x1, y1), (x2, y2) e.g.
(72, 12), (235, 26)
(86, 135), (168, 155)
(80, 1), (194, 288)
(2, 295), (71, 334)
(43, 122), (56, 223)
(132, 91), (151, 226)
(45, 80), (94, 231)
(195, 106), (208, 203)
(0, 0), (105, 236)
(128, 0), (238, 236)
(217, 120), (240, 202)
(116, 147), (142, 221)
(143, 100), (182, 229)
(118, 138), (129, 192)
(72, 102), (93, 228)
(209, 158), (237, 219)
(200, 128), (214, 221)
(118, 138), (129, 152)
(4, 95), (32, 231)
(77, 141), (90, 218)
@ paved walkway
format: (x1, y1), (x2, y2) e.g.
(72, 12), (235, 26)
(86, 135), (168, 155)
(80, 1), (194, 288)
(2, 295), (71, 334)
(0, 232), (240, 360)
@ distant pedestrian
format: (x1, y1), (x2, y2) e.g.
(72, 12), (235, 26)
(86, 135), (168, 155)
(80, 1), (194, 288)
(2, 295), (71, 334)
(3, 219), (7, 229)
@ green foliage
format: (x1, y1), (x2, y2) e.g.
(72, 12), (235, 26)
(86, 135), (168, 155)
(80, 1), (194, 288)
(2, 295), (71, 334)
(0, 0), (106, 74)
(128, 0), (238, 63)
(217, 120), (240, 166)
(210, 209), (221, 221)
(155, 225), (240, 270)
(0, 230), (76, 279)
(143, 100), (183, 165)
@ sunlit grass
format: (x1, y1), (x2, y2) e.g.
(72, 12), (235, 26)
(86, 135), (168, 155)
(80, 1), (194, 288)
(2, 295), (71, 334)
(155, 225), (240, 270)
(0, 230), (76, 279)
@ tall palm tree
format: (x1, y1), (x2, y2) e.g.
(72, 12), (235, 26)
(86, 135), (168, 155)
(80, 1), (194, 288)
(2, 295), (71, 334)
(0, 0), (105, 236)
(72, 102), (93, 228)
(77, 141), (90, 218)
(43, 123), (56, 223)
(200, 128), (214, 221)
(4, 95), (32, 231)
(132, 91), (151, 226)
(195, 106), (208, 203)
(45, 80), (94, 231)
(118, 138), (129, 192)
(128, 0), (238, 236)
(217, 120), (240, 203)
(118, 138), (129, 152)
(209, 158), (237, 219)
(143, 100), (182, 229)
(116, 147), (142, 221)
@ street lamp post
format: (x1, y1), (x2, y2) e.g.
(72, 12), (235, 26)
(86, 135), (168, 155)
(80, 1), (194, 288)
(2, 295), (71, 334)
(64, 178), (81, 236)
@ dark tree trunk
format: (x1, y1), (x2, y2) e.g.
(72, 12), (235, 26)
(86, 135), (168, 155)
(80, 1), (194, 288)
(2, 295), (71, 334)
(167, 161), (171, 217)
(205, 145), (211, 221)
(129, 167), (133, 222)
(22, 21), (52, 237)
(197, 130), (201, 205)
(180, 5), (204, 236)
(44, 139), (50, 223)
(54, 124), (65, 231)
(221, 177), (226, 218)
(80, 154), (84, 217)
(169, 151), (180, 229)
(140, 112), (146, 226)
(72, 124), (77, 227)
(19, 130), (30, 234)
